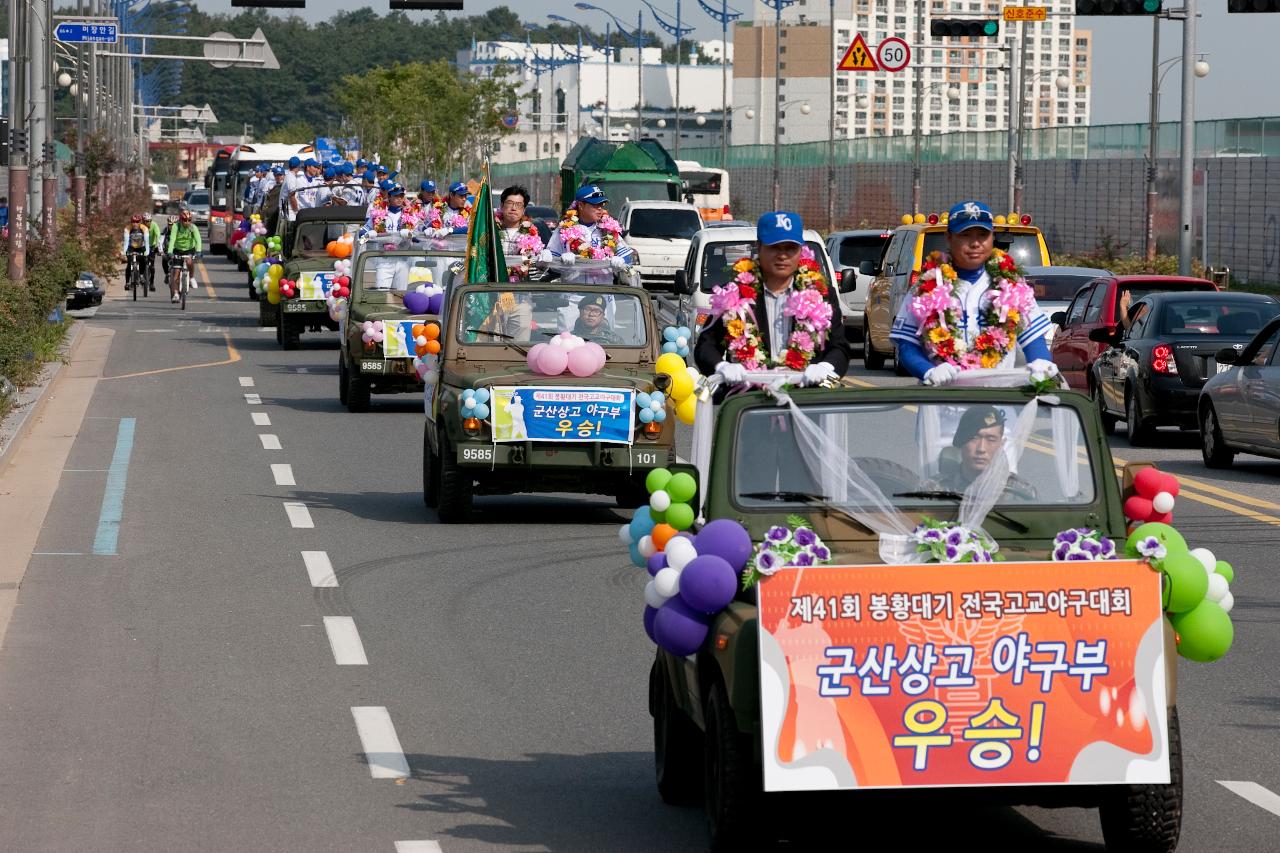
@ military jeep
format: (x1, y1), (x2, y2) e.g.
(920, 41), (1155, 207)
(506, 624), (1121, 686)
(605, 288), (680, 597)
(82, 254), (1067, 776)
(337, 235), (467, 413)
(650, 384), (1182, 852)
(265, 205), (367, 347)
(423, 273), (676, 523)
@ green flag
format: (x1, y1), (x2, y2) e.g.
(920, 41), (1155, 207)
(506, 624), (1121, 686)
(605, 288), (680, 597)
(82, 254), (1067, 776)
(464, 165), (508, 285)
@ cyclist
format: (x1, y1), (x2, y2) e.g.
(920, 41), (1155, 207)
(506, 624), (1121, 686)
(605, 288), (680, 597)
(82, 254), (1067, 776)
(165, 209), (203, 303)
(121, 214), (150, 291)
(143, 212), (162, 291)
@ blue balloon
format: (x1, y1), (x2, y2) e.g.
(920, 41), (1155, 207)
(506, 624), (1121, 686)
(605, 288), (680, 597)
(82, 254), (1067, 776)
(651, 391), (666, 406)
(256, 262), (269, 276)
(462, 388), (475, 400)
(662, 342), (679, 354)
(636, 392), (652, 408)
(473, 388), (490, 404)
(652, 409), (667, 423)
(472, 402), (490, 419)
(639, 408), (655, 424)
(676, 345), (690, 357)
(629, 542), (646, 568)
(629, 506), (656, 539)
(678, 326), (692, 340)
(663, 326), (679, 342)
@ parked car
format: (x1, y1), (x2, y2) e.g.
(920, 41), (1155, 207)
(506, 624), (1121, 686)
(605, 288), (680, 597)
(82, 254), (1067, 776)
(862, 215), (1051, 370)
(706, 219), (753, 229)
(675, 225), (836, 336)
(617, 200), (705, 290)
(1092, 291), (1280, 444)
(150, 183), (170, 214)
(1198, 314), (1280, 468)
(825, 229), (893, 340)
(1051, 274), (1219, 394)
(66, 271), (104, 310)
(182, 189), (211, 227)
(1022, 265), (1110, 343)
(526, 204), (558, 244)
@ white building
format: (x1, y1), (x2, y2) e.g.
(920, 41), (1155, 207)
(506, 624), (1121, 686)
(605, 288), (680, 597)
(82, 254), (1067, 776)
(733, 0), (1091, 145)
(463, 41), (734, 163)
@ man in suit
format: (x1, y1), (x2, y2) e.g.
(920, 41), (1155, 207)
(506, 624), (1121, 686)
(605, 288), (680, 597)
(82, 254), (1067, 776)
(694, 211), (851, 386)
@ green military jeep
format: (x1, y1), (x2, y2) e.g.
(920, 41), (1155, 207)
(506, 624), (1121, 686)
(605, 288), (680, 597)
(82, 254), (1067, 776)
(268, 205), (366, 348)
(337, 235), (467, 413)
(650, 384), (1182, 852)
(423, 274), (675, 523)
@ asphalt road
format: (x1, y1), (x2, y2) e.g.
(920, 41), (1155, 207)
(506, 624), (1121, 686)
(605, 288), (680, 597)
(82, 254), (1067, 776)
(0, 251), (1276, 851)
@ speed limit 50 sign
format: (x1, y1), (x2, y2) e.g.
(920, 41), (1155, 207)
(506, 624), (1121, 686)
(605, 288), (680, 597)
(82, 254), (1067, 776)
(876, 37), (911, 73)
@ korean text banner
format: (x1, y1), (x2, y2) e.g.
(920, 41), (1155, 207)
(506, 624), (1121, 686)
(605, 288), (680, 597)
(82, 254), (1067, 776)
(489, 387), (635, 444)
(758, 560), (1169, 791)
(299, 271), (335, 300)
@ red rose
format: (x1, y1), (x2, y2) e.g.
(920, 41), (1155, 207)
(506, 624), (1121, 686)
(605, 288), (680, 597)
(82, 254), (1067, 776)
(739, 346), (756, 361)
(814, 281), (829, 296)
(999, 255), (1016, 271)
(738, 285), (757, 300)
(784, 349), (808, 371)
(919, 280), (936, 294)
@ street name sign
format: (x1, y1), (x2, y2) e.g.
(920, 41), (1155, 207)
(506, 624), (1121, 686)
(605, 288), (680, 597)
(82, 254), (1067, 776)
(1003, 6), (1049, 20)
(54, 21), (119, 43)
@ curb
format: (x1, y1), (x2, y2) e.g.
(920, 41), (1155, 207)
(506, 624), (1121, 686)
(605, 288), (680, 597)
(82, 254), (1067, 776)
(0, 321), (87, 467)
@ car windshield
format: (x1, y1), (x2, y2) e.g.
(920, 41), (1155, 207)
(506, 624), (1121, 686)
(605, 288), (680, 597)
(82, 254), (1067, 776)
(732, 401), (1095, 509)
(358, 254), (462, 294)
(1026, 274), (1095, 302)
(294, 221), (359, 256)
(921, 230), (1044, 268)
(699, 240), (832, 292)
(627, 208), (702, 240)
(596, 181), (675, 204)
(527, 205), (557, 221)
(457, 290), (648, 346)
(836, 235), (890, 269)
(187, 191), (209, 206)
(1156, 300), (1280, 336)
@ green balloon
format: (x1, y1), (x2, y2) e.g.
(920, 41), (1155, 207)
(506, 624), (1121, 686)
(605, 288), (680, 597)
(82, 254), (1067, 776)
(666, 502), (695, 531)
(645, 468), (673, 494)
(1170, 600), (1234, 662)
(649, 507), (666, 525)
(1124, 522), (1188, 558)
(667, 472), (697, 504)
(1162, 551), (1209, 613)
(1215, 560), (1235, 584)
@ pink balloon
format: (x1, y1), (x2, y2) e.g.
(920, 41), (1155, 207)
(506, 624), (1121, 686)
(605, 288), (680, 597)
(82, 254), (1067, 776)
(567, 345), (598, 377)
(538, 346), (568, 375)
(526, 343), (549, 373)
(584, 341), (607, 372)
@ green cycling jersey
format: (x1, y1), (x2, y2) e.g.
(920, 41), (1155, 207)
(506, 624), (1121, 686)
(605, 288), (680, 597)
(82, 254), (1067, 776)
(166, 222), (203, 253)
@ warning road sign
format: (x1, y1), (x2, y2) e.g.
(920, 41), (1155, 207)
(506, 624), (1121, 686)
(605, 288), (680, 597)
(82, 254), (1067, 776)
(836, 33), (878, 72)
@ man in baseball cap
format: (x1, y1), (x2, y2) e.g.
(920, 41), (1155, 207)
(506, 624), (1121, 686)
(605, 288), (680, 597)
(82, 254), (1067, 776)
(418, 179), (437, 206)
(693, 211), (851, 388)
(542, 184), (634, 272)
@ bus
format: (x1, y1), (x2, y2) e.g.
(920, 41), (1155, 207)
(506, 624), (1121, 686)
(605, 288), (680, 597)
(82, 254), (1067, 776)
(676, 160), (731, 222)
(205, 146), (234, 254)
(214, 142), (316, 252)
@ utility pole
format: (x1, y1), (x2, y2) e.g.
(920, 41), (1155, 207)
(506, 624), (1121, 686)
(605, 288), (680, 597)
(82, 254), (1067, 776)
(29, 0), (47, 234)
(1145, 15), (1159, 262)
(42, 0), (57, 246)
(1177, 0), (1195, 275)
(75, 0), (88, 235)
(910, 0), (923, 213)
(8, 0), (30, 282)
(1013, 15), (1030, 213)
(1005, 34), (1018, 213)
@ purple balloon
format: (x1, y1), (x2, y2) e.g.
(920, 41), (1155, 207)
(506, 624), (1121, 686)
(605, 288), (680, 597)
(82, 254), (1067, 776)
(647, 551), (668, 577)
(679, 554), (738, 614)
(426, 292), (445, 314)
(402, 290), (430, 314)
(643, 605), (659, 644)
(653, 597), (711, 657)
(693, 519), (754, 573)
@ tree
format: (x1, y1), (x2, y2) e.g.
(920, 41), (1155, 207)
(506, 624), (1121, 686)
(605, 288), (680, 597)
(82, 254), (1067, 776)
(261, 119), (316, 144)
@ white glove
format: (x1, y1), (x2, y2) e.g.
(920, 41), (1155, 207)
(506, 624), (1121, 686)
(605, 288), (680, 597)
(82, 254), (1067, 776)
(537, 249), (554, 263)
(923, 363), (959, 386)
(609, 255), (627, 270)
(560, 252), (576, 265)
(802, 361), (838, 386)
(715, 361), (747, 385)
(1028, 358), (1060, 378)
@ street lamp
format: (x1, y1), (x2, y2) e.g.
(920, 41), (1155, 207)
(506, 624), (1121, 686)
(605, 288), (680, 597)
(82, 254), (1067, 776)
(1013, 70), (1071, 213)
(761, 0), (796, 211)
(1145, 49), (1209, 261)
(575, 4), (648, 139)
(908, 82), (962, 213)
(548, 14), (612, 140)
(696, 0), (743, 170)
(638, 0), (694, 159)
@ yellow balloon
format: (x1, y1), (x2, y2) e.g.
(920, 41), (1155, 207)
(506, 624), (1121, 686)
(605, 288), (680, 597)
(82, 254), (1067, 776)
(655, 352), (687, 378)
(268, 264), (283, 279)
(267, 291), (281, 305)
(669, 369), (694, 403)
(267, 280), (280, 294)
(676, 393), (697, 425)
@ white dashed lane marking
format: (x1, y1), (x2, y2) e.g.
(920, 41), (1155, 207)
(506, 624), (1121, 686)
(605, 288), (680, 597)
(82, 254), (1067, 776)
(301, 551), (337, 587)
(283, 501), (314, 528)
(259, 434), (281, 450)
(395, 843), (443, 853)
(244, 393), (262, 405)
(238, 376), (255, 387)
(1219, 781), (1280, 818)
(351, 707), (410, 779)
(252, 412), (271, 426)
(323, 617), (368, 665)
(271, 464), (295, 486)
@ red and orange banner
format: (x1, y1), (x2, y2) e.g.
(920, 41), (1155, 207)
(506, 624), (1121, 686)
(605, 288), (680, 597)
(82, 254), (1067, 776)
(757, 560), (1170, 791)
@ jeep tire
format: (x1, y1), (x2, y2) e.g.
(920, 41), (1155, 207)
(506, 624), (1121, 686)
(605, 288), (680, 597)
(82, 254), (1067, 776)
(1098, 708), (1182, 853)
(652, 659), (701, 806)
(436, 438), (474, 523)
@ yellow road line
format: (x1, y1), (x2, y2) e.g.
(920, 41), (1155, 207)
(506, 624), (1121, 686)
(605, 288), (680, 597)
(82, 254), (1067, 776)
(103, 331), (240, 380)
(198, 258), (217, 300)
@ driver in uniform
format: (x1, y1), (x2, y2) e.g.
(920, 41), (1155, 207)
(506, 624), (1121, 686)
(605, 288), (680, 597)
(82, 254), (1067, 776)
(924, 406), (1036, 498)
(572, 295), (621, 345)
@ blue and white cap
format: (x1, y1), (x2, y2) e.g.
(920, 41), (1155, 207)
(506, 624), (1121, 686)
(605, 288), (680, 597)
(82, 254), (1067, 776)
(756, 211), (804, 246)
(303, 158), (319, 168)
(254, 163), (268, 172)
(323, 166), (336, 180)
(947, 200), (995, 233)
(340, 162), (355, 176)
(375, 163), (389, 174)
(288, 155), (301, 168)
(356, 158), (368, 168)
(574, 184), (608, 205)
(449, 181), (467, 195)
(420, 179), (436, 193)
(362, 170), (377, 183)
(271, 164), (285, 175)
(387, 182), (406, 196)
(379, 179), (395, 192)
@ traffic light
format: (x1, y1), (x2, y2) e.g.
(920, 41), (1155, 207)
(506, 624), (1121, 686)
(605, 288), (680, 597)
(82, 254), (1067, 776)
(1074, 0), (1162, 14)
(1227, 0), (1280, 10)
(930, 20), (1000, 38)
(390, 1), (465, 7)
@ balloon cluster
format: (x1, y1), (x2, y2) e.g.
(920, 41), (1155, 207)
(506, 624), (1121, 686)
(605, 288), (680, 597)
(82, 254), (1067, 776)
(261, 263), (285, 304)
(325, 234), (354, 259)
(636, 392), (666, 425)
(360, 320), (386, 348)
(655, 352), (698, 426)
(279, 278), (297, 299)
(526, 333), (607, 377)
(460, 388), (491, 420)
(1124, 468), (1180, 527)
(250, 215), (268, 237)
(1124, 521), (1235, 662)
(661, 325), (691, 358)
(412, 322), (441, 356)
(402, 283), (444, 315)
(326, 258), (354, 323)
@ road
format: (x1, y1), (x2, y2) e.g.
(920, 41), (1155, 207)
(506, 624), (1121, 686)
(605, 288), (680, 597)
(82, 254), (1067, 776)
(0, 250), (1276, 851)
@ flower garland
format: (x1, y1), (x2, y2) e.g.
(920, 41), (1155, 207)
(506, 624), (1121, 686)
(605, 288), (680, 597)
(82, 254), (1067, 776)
(1051, 528), (1118, 561)
(555, 206), (625, 260)
(368, 198), (425, 234)
(709, 247), (832, 371)
(912, 517), (999, 563)
(506, 218), (545, 282)
(425, 200), (472, 235)
(908, 248), (1037, 370)
(742, 516), (832, 589)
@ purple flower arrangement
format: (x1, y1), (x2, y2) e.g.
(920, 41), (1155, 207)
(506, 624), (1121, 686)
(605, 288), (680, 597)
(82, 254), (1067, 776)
(1051, 527), (1119, 561)
(911, 517), (999, 564)
(742, 516), (832, 589)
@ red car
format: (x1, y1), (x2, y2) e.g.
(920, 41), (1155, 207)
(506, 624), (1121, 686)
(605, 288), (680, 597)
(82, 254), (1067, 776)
(1051, 275), (1218, 393)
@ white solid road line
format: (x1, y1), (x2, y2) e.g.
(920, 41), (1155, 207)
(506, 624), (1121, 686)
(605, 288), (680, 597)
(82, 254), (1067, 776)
(395, 843), (443, 853)
(323, 617), (368, 665)
(1219, 780), (1280, 818)
(259, 433), (282, 450)
(244, 393), (262, 405)
(251, 412), (271, 426)
(271, 463), (295, 486)
(296, 367), (309, 374)
(257, 327), (274, 333)
(351, 706), (411, 779)
(238, 376), (255, 387)
(283, 501), (314, 529)
(301, 550), (338, 587)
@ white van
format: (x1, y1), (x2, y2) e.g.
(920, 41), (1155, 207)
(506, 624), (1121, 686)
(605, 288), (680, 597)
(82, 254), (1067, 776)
(617, 200), (705, 291)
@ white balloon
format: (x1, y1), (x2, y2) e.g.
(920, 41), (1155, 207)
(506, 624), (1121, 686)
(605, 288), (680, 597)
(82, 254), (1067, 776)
(644, 579), (670, 609)
(1219, 591), (1234, 613)
(638, 535), (657, 558)
(665, 537), (698, 571)
(550, 335), (565, 348)
(649, 490), (672, 513)
(687, 366), (700, 380)
(1189, 547), (1216, 574)
(618, 524), (633, 543)
(1152, 491), (1175, 514)
(1205, 572), (1230, 603)
(654, 567), (681, 598)
(676, 336), (688, 348)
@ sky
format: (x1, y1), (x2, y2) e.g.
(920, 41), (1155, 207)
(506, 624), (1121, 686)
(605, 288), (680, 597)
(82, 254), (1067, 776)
(201, 1), (1280, 125)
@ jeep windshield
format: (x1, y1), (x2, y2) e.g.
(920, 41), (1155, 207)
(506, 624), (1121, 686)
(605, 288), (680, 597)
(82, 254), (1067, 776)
(294, 221), (359, 257)
(457, 289), (648, 347)
(358, 254), (462, 294)
(699, 240), (832, 292)
(732, 400), (1095, 510)
(921, 229), (1044, 268)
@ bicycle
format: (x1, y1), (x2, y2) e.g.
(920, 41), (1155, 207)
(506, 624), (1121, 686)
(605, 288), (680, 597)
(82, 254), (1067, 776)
(126, 251), (148, 301)
(169, 252), (200, 310)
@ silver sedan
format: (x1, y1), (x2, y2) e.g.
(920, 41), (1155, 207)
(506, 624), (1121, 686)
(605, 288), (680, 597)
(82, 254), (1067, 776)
(1198, 314), (1280, 468)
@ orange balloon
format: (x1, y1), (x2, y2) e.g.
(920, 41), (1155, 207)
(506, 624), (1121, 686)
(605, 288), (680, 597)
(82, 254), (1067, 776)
(424, 339), (441, 355)
(326, 240), (339, 257)
(651, 523), (677, 550)
(333, 241), (352, 259)
(411, 323), (426, 339)
(424, 323), (440, 341)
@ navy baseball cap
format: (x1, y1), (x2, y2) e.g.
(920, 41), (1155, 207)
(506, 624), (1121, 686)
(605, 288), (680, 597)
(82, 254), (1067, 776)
(757, 211), (804, 246)
(449, 181), (467, 195)
(288, 156), (301, 168)
(947, 200), (995, 233)
(574, 184), (608, 205)
(271, 165), (285, 175)
(420, 180), (436, 193)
